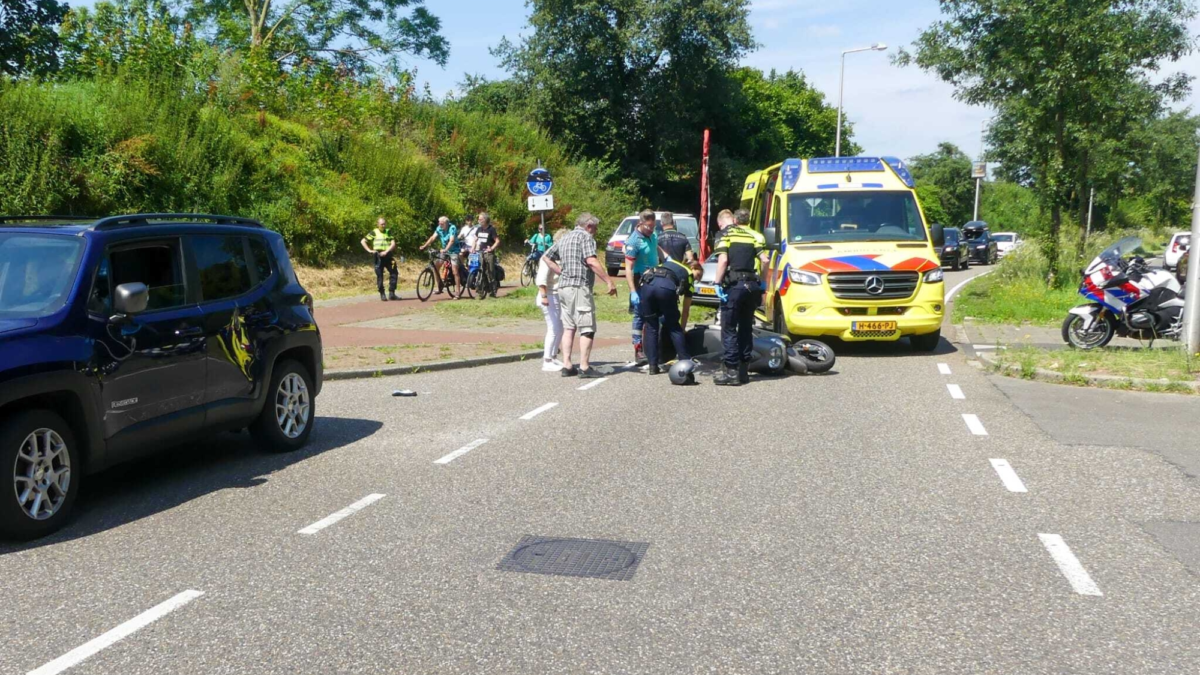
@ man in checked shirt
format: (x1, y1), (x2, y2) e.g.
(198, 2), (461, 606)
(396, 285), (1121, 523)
(542, 212), (619, 379)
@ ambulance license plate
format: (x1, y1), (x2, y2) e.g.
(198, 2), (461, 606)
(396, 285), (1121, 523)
(698, 286), (717, 296)
(852, 321), (897, 331)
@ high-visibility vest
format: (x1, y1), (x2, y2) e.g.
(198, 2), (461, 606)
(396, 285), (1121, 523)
(370, 228), (395, 252)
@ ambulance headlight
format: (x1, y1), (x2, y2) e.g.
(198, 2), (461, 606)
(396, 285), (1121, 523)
(924, 268), (944, 283)
(789, 269), (822, 285)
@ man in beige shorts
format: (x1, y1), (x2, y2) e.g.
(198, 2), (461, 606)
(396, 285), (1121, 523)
(542, 212), (618, 378)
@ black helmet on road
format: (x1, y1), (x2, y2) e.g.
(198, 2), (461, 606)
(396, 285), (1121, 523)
(668, 359), (697, 385)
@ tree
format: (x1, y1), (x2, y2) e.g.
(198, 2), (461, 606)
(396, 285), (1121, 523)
(494, 0), (755, 206)
(1, 0), (68, 77)
(908, 142), (974, 227)
(187, 0), (448, 75)
(898, 0), (1195, 283)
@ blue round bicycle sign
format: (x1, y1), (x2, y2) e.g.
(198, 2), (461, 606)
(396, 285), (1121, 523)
(527, 168), (553, 196)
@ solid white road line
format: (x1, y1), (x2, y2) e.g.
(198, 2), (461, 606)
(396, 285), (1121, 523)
(989, 458), (1028, 493)
(434, 438), (489, 465)
(971, 344), (1008, 350)
(1038, 533), (1103, 596)
(937, 363), (952, 375)
(297, 493), (386, 534)
(962, 414), (988, 436)
(520, 402), (559, 420)
(947, 384), (965, 400)
(28, 590), (204, 675)
(577, 377), (609, 391)
(946, 269), (993, 303)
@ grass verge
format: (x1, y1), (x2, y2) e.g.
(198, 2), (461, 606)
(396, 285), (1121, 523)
(953, 274), (1079, 325)
(992, 345), (1199, 392)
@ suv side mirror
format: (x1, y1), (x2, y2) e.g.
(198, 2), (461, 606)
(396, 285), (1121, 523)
(112, 282), (149, 318)
(930, 223), (945, 248)
(764, 223), (779, 250)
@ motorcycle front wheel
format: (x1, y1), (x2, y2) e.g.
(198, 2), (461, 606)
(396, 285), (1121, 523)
(1061, 313), (1114, 350)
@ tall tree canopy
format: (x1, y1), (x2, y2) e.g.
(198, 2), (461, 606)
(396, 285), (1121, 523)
(899, 0), (1195, 281)
(908, 142), (974, 227)
(187, 0), (448, 74)
(1, 0), (68, 76)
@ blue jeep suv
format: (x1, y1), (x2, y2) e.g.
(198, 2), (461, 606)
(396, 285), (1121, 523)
(0, 214), (322, 539)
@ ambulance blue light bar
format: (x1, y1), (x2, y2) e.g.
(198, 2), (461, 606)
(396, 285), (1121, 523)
(780, 158), (802, 191)
(807, 157), (886, 173)
(881, 156), (915, 187)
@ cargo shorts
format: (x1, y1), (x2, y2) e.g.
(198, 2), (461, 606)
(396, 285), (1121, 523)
(557, 285), (597, 333)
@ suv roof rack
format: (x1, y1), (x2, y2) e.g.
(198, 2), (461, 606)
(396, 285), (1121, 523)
(0, 215), (96, 225)
(90, 213), (264, 230)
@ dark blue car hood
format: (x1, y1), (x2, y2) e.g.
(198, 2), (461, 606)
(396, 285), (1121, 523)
(0, 318), (38, 335)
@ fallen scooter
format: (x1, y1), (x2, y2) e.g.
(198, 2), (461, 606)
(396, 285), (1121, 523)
(660, 324), (835, 376)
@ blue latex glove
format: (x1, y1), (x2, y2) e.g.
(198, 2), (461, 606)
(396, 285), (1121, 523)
(630, 290), (640, 306)
(716, 286), (728, 304)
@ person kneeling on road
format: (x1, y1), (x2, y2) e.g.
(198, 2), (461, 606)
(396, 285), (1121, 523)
(712, 208), (769, 386)
(637, 257), (696, 375)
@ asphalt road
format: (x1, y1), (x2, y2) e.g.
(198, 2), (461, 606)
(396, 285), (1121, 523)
(7, 262), (1200, 674)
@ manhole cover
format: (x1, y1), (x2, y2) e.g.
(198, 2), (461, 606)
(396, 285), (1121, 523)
(497, 536), (650, 581)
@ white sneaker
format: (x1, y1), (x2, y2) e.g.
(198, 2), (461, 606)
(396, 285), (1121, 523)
(542, 359), (562, 372)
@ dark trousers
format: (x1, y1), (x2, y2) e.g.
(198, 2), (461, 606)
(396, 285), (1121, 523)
(719, 281), (761, 368)
(374, 253), (398, 293)
(638, 278), (689, 368)
(480, 251), (498, 295)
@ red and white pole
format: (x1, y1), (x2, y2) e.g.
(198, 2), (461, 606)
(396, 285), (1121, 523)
(699, 128), (711, 260)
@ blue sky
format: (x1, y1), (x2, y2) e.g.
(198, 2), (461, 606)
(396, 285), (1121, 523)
(398, 0), (1200, 162)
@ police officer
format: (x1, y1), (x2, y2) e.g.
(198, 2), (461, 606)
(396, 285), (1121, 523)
(360, 217), (399, 301)
(711, 208), (768, 386)
(656, 211), (702, 329)
(637, 256), (695, 375)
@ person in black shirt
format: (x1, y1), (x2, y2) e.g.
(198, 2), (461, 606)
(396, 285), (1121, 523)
(657, 212), (696, 266)
(472, 212), (501, 299)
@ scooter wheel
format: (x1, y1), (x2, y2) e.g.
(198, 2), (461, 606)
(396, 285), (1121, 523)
(792, 339), (836, 374)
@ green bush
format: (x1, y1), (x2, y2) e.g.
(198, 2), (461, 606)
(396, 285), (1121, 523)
(0, 74), (635, 263)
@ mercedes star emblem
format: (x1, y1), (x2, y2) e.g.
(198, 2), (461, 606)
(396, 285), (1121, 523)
(865, 275), (885, 295)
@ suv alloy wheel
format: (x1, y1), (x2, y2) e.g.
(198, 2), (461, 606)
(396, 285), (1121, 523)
(0, 410), (80, 540)
(251, 360), (315, 452)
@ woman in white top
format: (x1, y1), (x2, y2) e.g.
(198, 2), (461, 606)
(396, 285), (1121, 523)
(535, 251), (563, 371)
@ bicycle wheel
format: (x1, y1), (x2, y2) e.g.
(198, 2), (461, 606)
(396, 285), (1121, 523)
(464, 270), (479, 298)
(416, 268), (435, 301)
(520, 260), (535, 287)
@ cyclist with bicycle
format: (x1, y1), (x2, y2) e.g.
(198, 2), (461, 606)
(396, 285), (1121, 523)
(526, 223), (553, 255)
(473, 212), (501, 299)
(419, 216), (463, 297)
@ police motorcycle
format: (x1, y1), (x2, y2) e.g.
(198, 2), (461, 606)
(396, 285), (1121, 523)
(1061, 236), (1187, 350)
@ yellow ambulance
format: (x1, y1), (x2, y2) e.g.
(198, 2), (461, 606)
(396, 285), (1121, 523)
(739, 156), (946, 350)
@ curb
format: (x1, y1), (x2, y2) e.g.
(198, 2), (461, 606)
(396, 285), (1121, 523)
(324, 349), (544, 381)
(973, 349), (1200, 393)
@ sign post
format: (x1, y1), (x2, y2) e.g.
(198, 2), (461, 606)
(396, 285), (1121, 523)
(526, 165), (554, 233)
(1183, 146), (1200, 354)
(971, 161), (986, 221)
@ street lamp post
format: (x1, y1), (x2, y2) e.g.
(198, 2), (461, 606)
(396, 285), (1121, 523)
(973, 117), (994, 221)
(835, 43), (887, 158)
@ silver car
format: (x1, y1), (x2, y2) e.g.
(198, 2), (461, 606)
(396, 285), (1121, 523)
(692, 254), (722, 307)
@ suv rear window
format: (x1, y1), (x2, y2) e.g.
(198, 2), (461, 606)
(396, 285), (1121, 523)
(249, 238), (273, 283)
(193, 235), (252, 301)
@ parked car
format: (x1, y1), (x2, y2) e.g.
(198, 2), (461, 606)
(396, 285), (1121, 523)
(1165, 232), (1191, 271)
(0, 213), (322, 539)
(693, 254), (722, 307)
(938, 226), (970, 271)
(963, 221), (998, 265)
(992, 232), (1021, 257)
(604, 212), (700, 277)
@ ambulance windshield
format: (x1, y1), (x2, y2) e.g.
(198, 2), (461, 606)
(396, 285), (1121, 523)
(787, 191), (927, 244)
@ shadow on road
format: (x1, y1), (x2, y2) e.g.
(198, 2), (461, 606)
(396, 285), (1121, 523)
(824, 335), (960, 358)
(0, 416), (382, 554)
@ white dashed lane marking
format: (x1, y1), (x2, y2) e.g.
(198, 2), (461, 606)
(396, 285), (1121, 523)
(962, 414), (988, 436)
(519, 402), (559, 420)
(28, 590), (205, 675)
(989, 458), (1028, 493)
(937, 363), (952, 375)
(947, 384), (965, 400)
(577, 377), (609, 391)
(298, 494), (386, 534)
(1039, 534), (1103, 596)
(435, 438), (489, 465)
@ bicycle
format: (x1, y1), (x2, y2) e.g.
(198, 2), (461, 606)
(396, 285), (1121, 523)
(416, 251), (462, 301)
(519, 242), (543, 288)
(463, 251), (483, 299)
